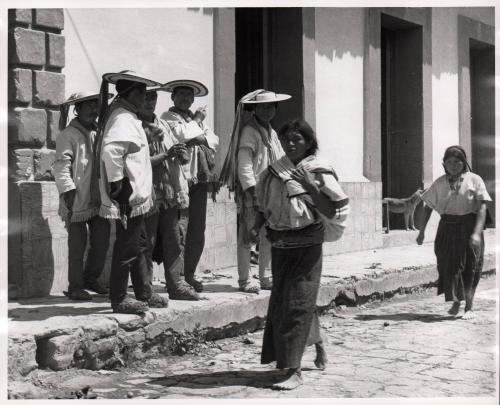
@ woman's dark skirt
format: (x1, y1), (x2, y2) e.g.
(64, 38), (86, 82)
(434, 213), (484, 303)
(261, 243), (323, 369)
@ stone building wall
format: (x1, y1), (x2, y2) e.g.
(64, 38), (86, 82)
(8, 9), (65, 296)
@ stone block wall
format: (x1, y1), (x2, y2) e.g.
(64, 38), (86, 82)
(8, 9), (64, 293)
(12, 181), (115, 298)
(324, 182), (384, 255)
(199, 189), (238, 271)
(8, 9), (65, 151)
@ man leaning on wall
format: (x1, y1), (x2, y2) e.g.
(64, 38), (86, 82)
(53, 91), (112, 301)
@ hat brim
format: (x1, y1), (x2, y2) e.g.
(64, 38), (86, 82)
(62, 93), (114, 105)
(241, 94), (292, 104)
(162, 80), (209, 97)
(103, 72), (161, 87)
(146, 85), (170, 93)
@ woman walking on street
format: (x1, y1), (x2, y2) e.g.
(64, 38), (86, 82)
(417, 145), (492, 320)
(252, 119), (349, 390)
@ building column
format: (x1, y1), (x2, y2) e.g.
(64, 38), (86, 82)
(8, 8), (65, 297)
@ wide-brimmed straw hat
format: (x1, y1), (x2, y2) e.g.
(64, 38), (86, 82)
(59, 91), (115, 130)
(61, 91), (114, 105)
(146, 85), (170, 93)
(162, 79), (209, 97)
(241, 90), (291, 104)
(102, 70), (161, 87)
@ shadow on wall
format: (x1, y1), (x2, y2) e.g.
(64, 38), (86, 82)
(313, 8), (364, 61)
(187, 8), (214, 16)
(15, 182), (57, 298)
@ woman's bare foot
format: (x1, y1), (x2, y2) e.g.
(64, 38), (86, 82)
(272, 368), (303, 390)
(448, 301), (461, 315)
(462, 310), (476, 320)
(314, 342), (328, 370)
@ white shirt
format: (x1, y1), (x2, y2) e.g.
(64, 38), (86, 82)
(421, 172), (492, 215)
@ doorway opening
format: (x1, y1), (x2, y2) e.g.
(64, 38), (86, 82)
(381, 14), (424, 230)
(470, 39), (495, 227)
(235, 7), (304, 129)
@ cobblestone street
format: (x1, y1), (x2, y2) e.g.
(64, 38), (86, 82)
(9, 275), (498, 400)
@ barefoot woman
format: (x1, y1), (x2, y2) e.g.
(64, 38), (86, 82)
(251, 119), (348, 390)
(417, 145), (492, 320)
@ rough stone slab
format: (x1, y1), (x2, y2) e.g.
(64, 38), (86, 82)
(9, 148), (34, 181)
(47, 108), (61, 145)
(34, 71), (65, 106)
(117, 329), (146, 347)
(80, 336), (123, 370)
(34, 9), (64, 30)
(317, 281), (345, 307)
(161, 295), (270, 334)
(9, 9), (33, 25)
(10, 27), (46, 66)
(37, 332), (83, 370)
(80, 317), (119, 341)
(354, 267), (436, 298)
(33, 148), (56, 180)
(105, 311), (156, 332)
(9, 68), (32, 104)
(8, 335), (38, 376)
(47, 33), (65, 68)
(144, 321), (173, 340)
(9, 107), (47, 145)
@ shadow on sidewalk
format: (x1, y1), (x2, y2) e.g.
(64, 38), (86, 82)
(9, 295), (111, 321)
(354, 313), (457, 323)
(202, 283), (239, 293)
(149, 369), (286, 389)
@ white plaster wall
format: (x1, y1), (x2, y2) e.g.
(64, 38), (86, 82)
(314, 8), (366, 182)
(457, 6), (494, 26)
(63, 8), (215, 128)
(431, 8), (460, 180)
(431, 7), (494, 180)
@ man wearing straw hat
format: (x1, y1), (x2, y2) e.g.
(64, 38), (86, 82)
(139, 86), (201, 300)
(97, 70), (167, 314)
(162, 80), (219, 293)
(53, 91), (113, 301)
(219, 89), (291, 293)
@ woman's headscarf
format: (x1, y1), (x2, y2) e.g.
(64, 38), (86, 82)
(442, 145), (472, 175)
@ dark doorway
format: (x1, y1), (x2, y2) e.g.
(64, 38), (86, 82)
(470, 39), (495, 227)
(381, 14), (424, 229)
(235, 8), (304, 130)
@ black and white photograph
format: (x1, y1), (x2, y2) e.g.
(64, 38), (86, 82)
(2, 0), (498, 403)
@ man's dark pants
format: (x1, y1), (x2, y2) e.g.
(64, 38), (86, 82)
(144, 206), (188, 293)
(109, 214), (152, 304)
(68, 215), (110, 292)
(184, 182), (207, 279)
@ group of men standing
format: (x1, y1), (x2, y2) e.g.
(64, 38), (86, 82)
(53, 70), (219, 314)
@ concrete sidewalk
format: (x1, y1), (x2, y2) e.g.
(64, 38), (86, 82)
(8, 229), (497, 378)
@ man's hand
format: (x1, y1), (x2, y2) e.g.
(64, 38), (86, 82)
(185, 135), (208, 147)
(109, 179), (123, 200)
(470, 233), (481, 249)
(291, 167), (317, 191)
(194, 106), (207, 123)
(167, 143), (188, 159)
(248, 227), (259, 244)
(149, 126), (164, 143)
(63, 189), (76, 210)
(416, 231), (425, 245)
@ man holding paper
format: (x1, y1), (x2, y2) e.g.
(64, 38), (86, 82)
(162, 80), (219, 293)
